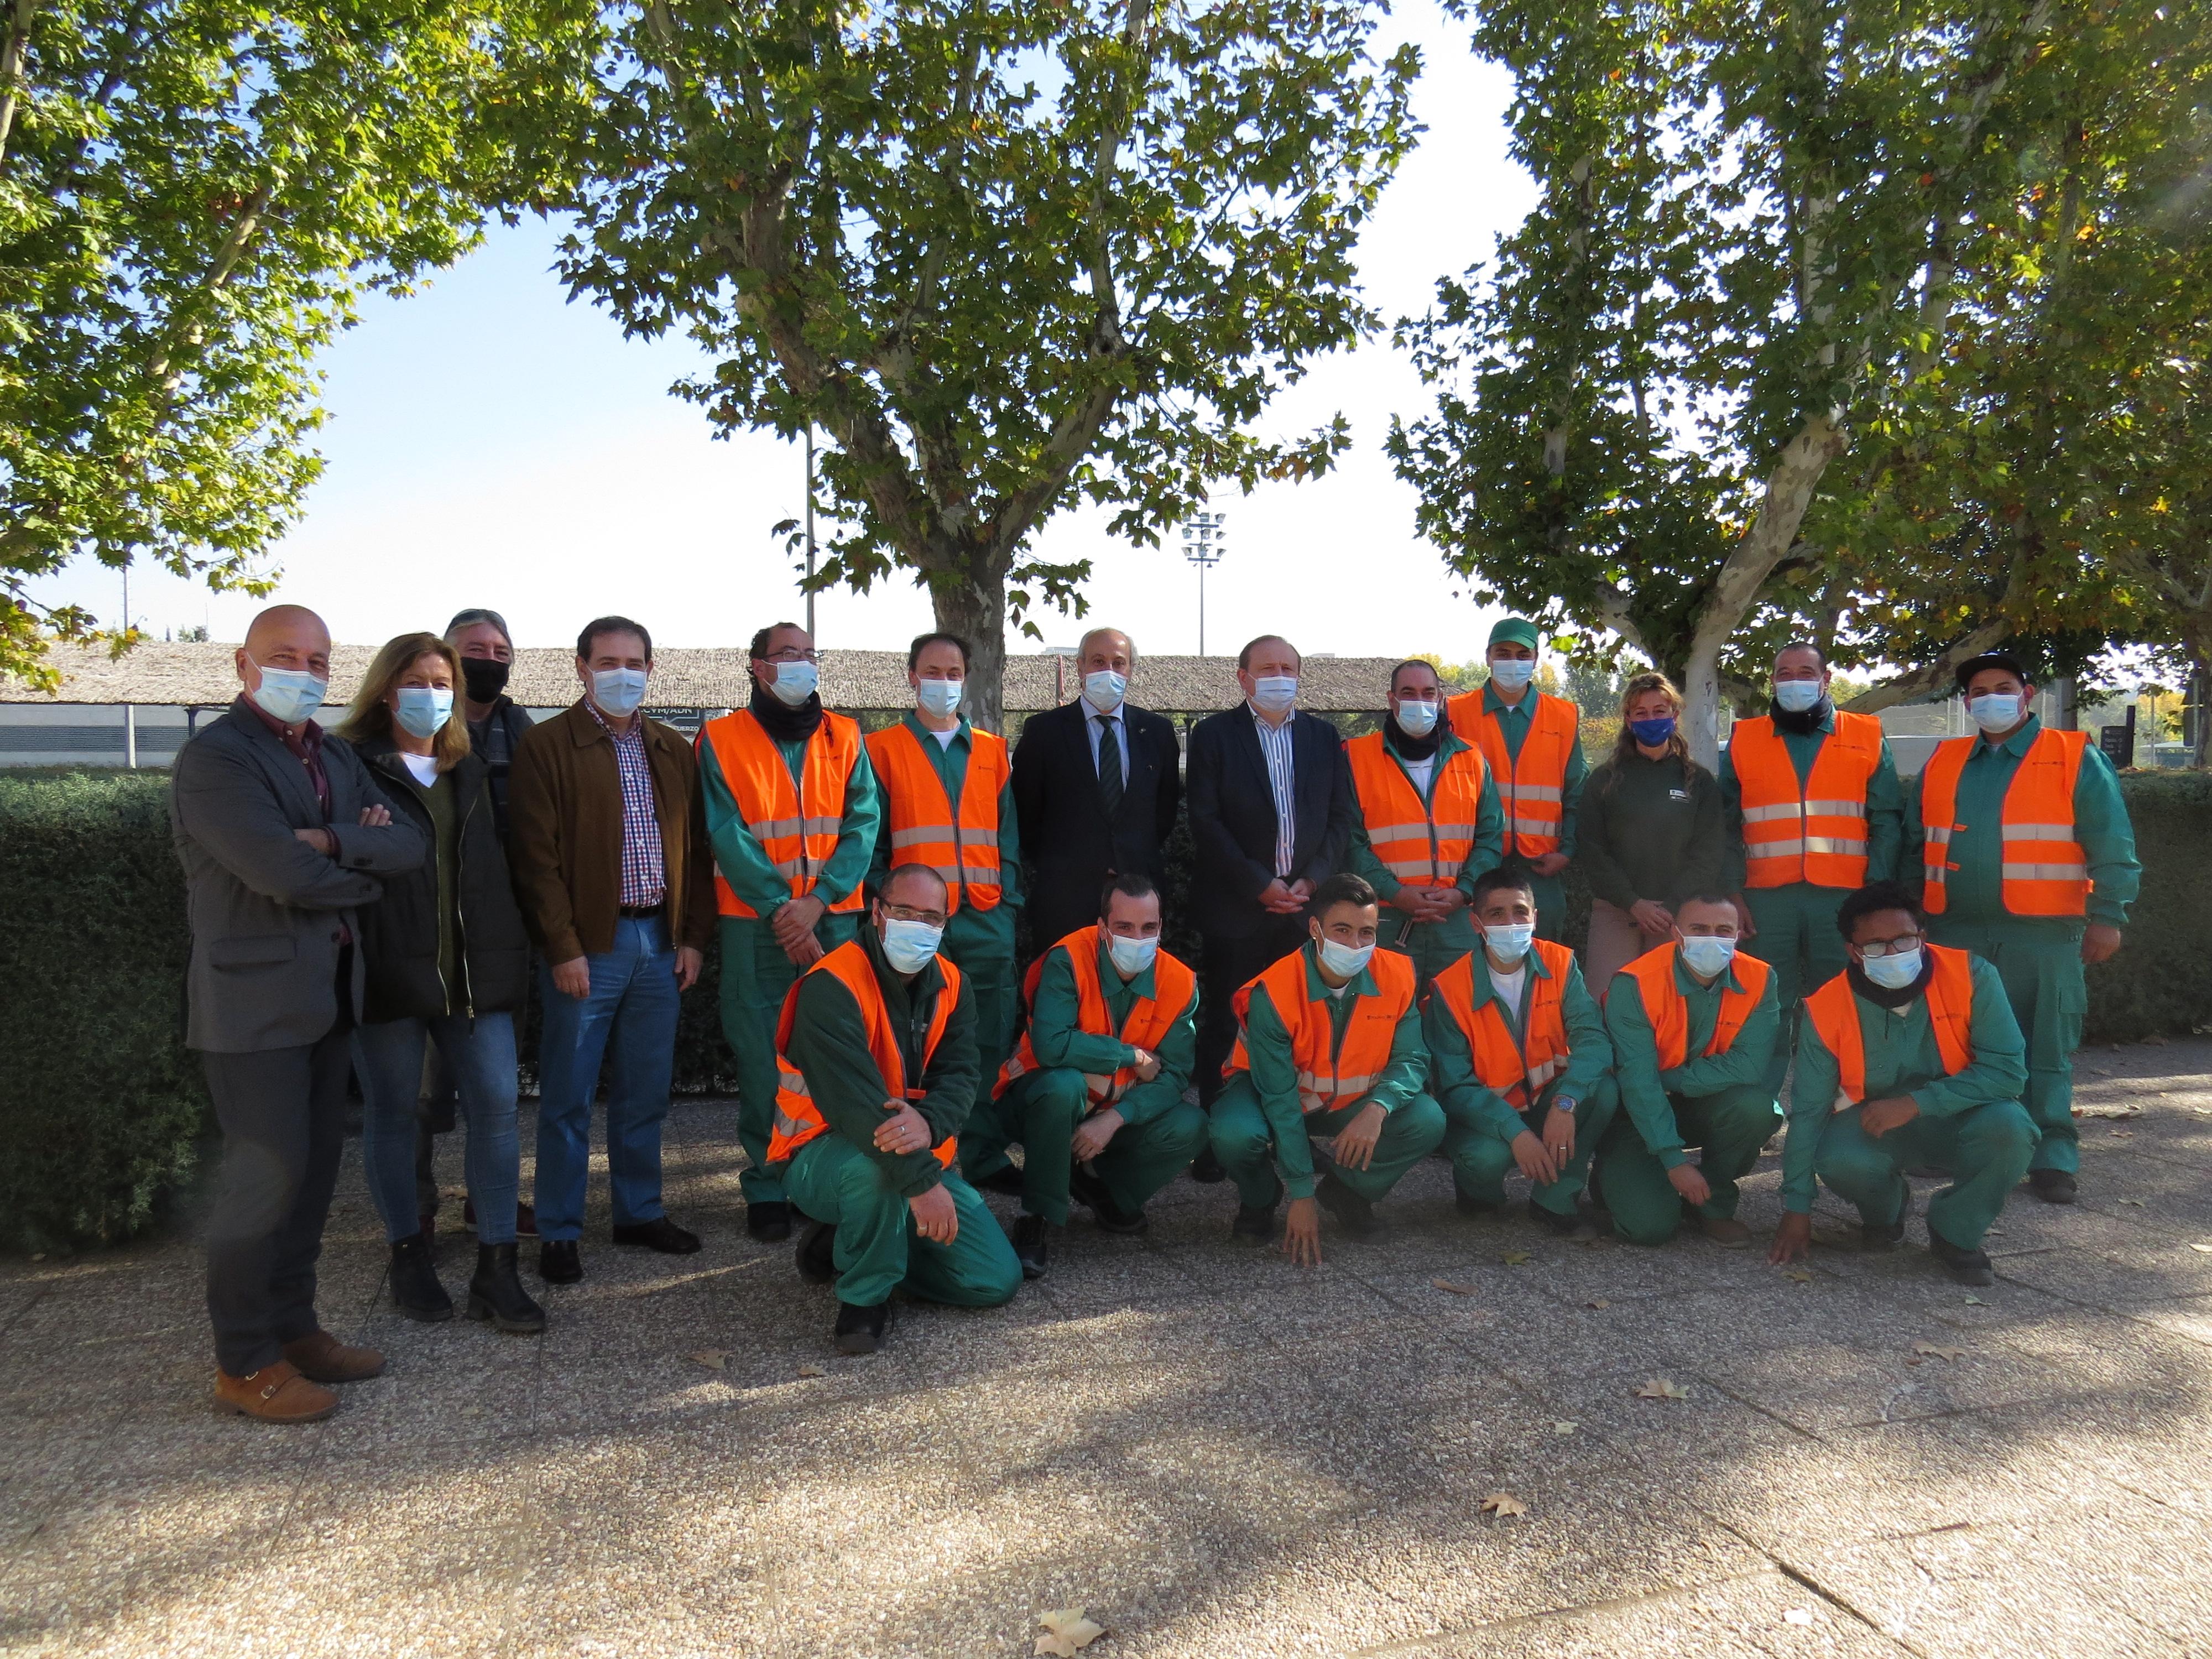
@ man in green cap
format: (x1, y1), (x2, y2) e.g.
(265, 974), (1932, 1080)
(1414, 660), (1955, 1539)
(1446, 618), (1589, 941)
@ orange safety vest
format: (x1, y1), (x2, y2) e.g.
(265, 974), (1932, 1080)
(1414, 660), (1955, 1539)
(994, 925), (1198, 1107)
(1802, 942), (1976, 1109)
(1731, 712), (1884, 889)
(698, 707), (868, 920)
(1448, 690), (1579, 858)
(766, 938), (965, 1167)
(1344, 731), (1488, 890)
(1224, 945), (1416, 1113)
(1616, 941), (1772, 1070)
(1916, 727), (2091, 917)
(864, 721), (1008, 915)
(1428, 939), (1577, 1113)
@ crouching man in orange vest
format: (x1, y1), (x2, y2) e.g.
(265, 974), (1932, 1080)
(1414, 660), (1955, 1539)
(1771, 881), (2034, 1287)
(772, 865), (1022, 1354)
(1211, 872), (1444, 1264)
(988, 874), (1207, 1278)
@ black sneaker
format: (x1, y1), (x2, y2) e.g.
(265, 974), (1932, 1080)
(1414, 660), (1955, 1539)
(747, 1201), (793, 1242)
(1865, 1184), (1913, 1252)
(1188, 1147), (1228, 1185)
(537, 1239), (582, 1285)
(1454, 1187), (1503, 1218)
(1070, 1164), (1147, 1235)
(1528, 1201), (1588, 1239)
(1230, 1203), (1275, 1243)
(796, 1219), (837, 1285)
(1316, 1173), (1380, 1238)
(1012, 1213), (1053, 1279)
(612, 1217), (702, 1254)
(970, 1164), (1028, 1198)
(1928, 1227), (1996, 1287)
(2028, 1168), (2078, 1205)
(833, 1300), (893, 1355)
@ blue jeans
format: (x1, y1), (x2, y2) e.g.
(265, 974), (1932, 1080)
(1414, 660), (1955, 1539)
(355, 1013), (521, 1245)
(534, 915), (681, 1240)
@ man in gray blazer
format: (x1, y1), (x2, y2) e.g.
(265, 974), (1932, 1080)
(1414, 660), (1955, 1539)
(171, 604), (424, 1423)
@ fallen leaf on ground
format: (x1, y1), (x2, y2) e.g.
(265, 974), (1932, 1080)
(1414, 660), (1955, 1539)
(1552, 1420), (1577, 1436)
(2076, 1103), (2141, 1119)
(797, 1363), (826, 1378)
(1964, 1295), (1987, 1305)
(1500, 1250), (1532, 1266)
(1636, 1377), (1690, 1401)
(1035, 1609), (1105, 1656)
(1913, 1341), (1966, 1362)
(1783, 1608), (1815, 1626)
(2190, 1243), (2212, 1254)
(687, 1349), (729, 1371)
(1586, 1297), (1610, 1310)
(2120, 1198), (2147, 1207)
(1784, 1268), (1813, 1283)
(1432, 1279), (1479, 1296)
(2110, 1130), (2135, 1139)
(1479, 1491), (1529, 1518)
(2143, 1034), (2171, 1046)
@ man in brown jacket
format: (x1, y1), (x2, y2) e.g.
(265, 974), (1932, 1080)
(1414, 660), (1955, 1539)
(508, 615), (715, 1285)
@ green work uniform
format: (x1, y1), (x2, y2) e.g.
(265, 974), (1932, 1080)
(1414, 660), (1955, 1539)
(1349, 725), (1504, 986)
(1474, 684), (1590, 941)
(1209, 943), (1444, 1211)
(1426, 947), (1618, 1215)
(1783, 955), (2033, 1250)
(1596, 946), (1781, 1244)
(1905, 714), (2140, 1176)
(867, 713), (1022, 1139)
(779, 928), (1022, 1309)
(1720, 709), (1905, 1096)
(986, 934), (1207, 1226)
(702, 724), (882, 1205)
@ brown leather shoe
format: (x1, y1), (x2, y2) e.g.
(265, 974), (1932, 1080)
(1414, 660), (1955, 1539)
(283, 1330), (387, 1384)
(1698, 1214), (1752, 1249)
(215, 1361), (338, 1423)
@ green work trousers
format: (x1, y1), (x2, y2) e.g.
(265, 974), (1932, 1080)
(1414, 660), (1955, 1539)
(1443, 1077), (1619, 1217)
(1928, 917), (2086, 1175)
(1597, 1083), (1781, 1245)
(782, 1135), (1023, 1310)
(1380, 910), (1477, 992)
(1743, 882), (1852, 1097)
(936, 901), (1019, 1181)
(719, 911), (863, 1203)
(991, 1069), (1210, 1225)
(1813, 1096), (2038, 1251)
(1209, 1077), (1447, 1211)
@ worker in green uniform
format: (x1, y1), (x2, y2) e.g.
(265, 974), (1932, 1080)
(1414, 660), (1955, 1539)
(1209, 872), (1444, 1264)
(1425, 867), (1616, 1238)
(697, 622), (882, 1243)
(1905, 653), (2139, 1204)
(1596, 893), (1780, 1248)
(1771, 881), (2035, 1287)
(1721, 640), (1903, 1098)
(1348, 658), (1504, 987)
(778, 865), (1022, 1354)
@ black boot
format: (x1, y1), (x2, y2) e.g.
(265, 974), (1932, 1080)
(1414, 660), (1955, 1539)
(1070, 1164), (1146, 1235)
(468, 1243), (547, 1334)
(538, 1238), (582, 1284)
(1928, 1227), (1996, 1287)
(1188, 1147), (1227, 1184)
(389, 1233), (453, 1322)
(747, 1200), (793, 1242)
(796, 1219), (838, 1284)
(1864, 1184), (1913, 1251)
(1012, 1213), (1052, 1279)
(1317, 1173), (1380, 1239)
(2028, 1168), (2078, 1205)
(834, 1300), (893, 1355)
(971, 1164), (1028, 1198)
(1231, 1203), (1276, 1242)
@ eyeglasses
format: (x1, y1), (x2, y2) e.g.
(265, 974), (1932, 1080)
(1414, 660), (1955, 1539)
(882, 901), (948, 929)
(760, 648), (820, 665)
(1856, 931), (1923, 958)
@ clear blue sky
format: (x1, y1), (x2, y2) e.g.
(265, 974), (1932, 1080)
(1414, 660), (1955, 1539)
(43, 3), (1533, 661)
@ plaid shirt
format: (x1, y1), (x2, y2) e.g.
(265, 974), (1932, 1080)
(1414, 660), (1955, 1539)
(588, 702), (666, 908)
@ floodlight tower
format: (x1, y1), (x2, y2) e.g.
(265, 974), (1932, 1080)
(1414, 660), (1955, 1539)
(1182, 511), (1228, 655)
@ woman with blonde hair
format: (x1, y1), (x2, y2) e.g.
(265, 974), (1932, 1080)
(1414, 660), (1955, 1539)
(1573, 671), (1726, 991)
(338, 633), (542, 1334)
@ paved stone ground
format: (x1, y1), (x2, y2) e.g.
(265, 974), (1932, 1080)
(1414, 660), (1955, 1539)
(4, 1039), (2210, 1658)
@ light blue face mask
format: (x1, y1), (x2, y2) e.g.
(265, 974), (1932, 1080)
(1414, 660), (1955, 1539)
(1859, 946), (1923, 990)
(1484, 922), (1535, 963)
(1773, 679), (1824, 714)
(1679, 934), (1738, 978)
(916, 678), (963, 717)
(879, 916), (943, 974)
(1968, 692), (2022, 734)
(246, 656), (328, 726)
(1488, 658), (1537, 692)
(1083, 670), (1127, 713)
(591, 667), (649, 718)
(1394, 698), (1439, 738)
(769, 660), (818, 708)
(1251, 676), (1298, 715)
(1107, 931), (1160, 976)
(1315, 935), (1374, 979)
(394, 686), (453, 740)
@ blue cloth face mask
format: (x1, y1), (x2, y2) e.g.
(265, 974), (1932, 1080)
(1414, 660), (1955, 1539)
(1394, 698), (1439, 738)
(1488, 659), (1537, 692)
(1315, 935), (1374, 979)
(394, 686), (453, 741)
(1083, 670), (1127, 713)
(1679, 934), (1738, 978)
(1773, 680), (1823, 714)
(1859, 946), (1923, 990)
(769, 660), (818, 708)
(591, 667), (648, 718)
(1968, 692), (2022, 733)
(1107, 932), (1160, 976)
(246, 657), (328, 726)
(879, 917), (944, 974)
(1250, 676), (1298, 715)
(1484, 922), (1535, 963)
(1629, 715), (1677, 747)
(916, 679), (963, 717)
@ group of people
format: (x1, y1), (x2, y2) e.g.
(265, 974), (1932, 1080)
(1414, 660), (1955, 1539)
(170, 605), (2140, 1421)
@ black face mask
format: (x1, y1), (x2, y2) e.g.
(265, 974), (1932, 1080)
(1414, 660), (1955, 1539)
(460, 656), (510, 703)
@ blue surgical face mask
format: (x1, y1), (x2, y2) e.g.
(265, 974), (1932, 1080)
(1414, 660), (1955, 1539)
(1629, 715), (1677, 747)
(1968, 692), (2022, 734)
(1394, 698), (1439, 738)
(1484, 922), (1535, 963)
(879, 916), (944, 974)
(1489, 658), (1537, 692)
(1251, 676), (1298, 715)
(1773, 679), (1824, 714)
(769, 660), (818, 708)
(1083, 670), (1128, 713)
(1315, 935), (1373, 979)
(246, 656), (328, 726)
(394, 686), (454, 741)
(1679, 934), (1738, 978)
(1107, 931), (1160, 976)
(591, 667), (648, 718)
(1859, 946), (1923, 990)
(916, 678), (963, 717)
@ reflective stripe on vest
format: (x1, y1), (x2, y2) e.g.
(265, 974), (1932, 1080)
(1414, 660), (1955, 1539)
(1916, 727), (2091, 917)
(994, 926), (1198, 1105)
(1616, 942), (1772, 1071)
(1730, 712), (1882, 889)
(1429, 940), (1577, 1112)
(864, 722), (1008, 915)
(1344, 731), (1488, 887)
(1223, 946), (1416, 1114)
(1802, 943), (1975, 1111)
(699, 708), (867, 920)
(765, 939), (965, 1166)
(1449, 690), (1579, 858)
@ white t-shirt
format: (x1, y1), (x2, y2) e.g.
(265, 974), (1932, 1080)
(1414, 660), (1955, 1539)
(1488, 962), (1527, 1015)
(930, 726), (958, 749)
(400, 752), (440, 787)
(1402, 756), (1437, 796)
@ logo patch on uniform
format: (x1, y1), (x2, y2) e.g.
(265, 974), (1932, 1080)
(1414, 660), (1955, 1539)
(1670, 789), (1689, 801)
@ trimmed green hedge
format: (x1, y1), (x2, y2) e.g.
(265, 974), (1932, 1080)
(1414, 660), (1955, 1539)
(4, 765), (2204, 1249)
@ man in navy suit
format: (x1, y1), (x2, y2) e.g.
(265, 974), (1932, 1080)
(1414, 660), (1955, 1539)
(1186, 635), (1360, 1113)
(1010, 627), (1183, 956)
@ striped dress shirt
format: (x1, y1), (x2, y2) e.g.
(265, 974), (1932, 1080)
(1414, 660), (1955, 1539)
(1250, 705), (1297, 879)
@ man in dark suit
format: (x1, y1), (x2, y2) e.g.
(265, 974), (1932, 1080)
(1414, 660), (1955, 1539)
(1187, 634), (1360, 1111)
(1011, 626), (1182, 955)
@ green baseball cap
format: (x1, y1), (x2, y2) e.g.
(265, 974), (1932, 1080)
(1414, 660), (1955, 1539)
(1487, 617), (1542, 653)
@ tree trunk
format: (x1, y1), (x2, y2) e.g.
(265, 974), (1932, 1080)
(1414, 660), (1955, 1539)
(932, 562), (1009, 734)
(1679, 641), (1725, 771)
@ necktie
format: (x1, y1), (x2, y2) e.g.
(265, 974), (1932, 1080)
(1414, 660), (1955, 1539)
(1096, 716), (1123, 816)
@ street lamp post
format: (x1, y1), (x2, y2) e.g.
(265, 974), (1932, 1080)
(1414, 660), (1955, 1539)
(1182, 511), (1227, 655)
(802, 426), (818, 640)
